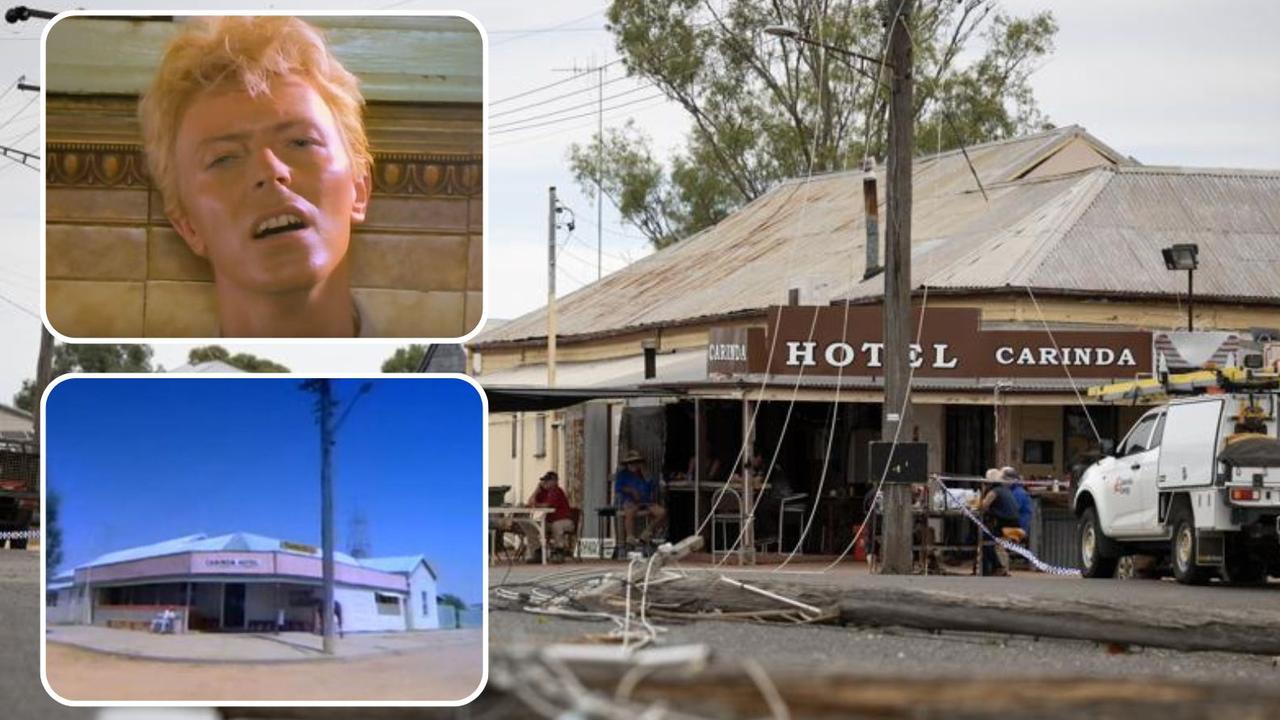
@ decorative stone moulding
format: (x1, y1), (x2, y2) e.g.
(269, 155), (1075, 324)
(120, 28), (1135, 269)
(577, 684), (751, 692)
(47, 144), (149, 188)
(47, 143), (482, 198)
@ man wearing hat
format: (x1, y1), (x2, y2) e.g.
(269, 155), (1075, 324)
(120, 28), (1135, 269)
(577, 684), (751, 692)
(978, 468), (1023, 575)
(614, 451), (667, 549)
(523, 471), (576, 559)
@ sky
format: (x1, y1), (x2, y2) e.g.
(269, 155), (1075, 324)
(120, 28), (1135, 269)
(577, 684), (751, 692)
(1, 0), (1279, 403)
(44, 376), (485, 604)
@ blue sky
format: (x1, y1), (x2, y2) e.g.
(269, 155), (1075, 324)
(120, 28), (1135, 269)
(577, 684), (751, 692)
(45, 376), (484, 604)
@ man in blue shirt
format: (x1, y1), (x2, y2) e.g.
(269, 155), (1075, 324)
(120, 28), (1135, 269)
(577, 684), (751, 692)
(614, 450), (667, 547)
(1003, 466), (1035, 536)
(980, 469), (1023, 576)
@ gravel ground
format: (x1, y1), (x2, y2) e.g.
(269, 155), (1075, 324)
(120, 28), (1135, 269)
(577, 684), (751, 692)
(490, 608), (1280, 686)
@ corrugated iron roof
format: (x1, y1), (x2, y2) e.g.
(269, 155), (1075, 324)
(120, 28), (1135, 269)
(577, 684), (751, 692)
(475, 126), (1279, 349)
(81, 531), (374, 570)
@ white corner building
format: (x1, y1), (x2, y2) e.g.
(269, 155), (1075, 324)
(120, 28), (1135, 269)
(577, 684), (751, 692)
(45, 532), (441, 633)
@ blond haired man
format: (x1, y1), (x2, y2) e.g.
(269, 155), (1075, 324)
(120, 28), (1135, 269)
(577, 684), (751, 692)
(139, 17), (372, 337)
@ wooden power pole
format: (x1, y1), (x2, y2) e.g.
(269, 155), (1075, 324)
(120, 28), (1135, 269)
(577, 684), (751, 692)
(547, 186), (558, 388)
(879, 0), (916, 575)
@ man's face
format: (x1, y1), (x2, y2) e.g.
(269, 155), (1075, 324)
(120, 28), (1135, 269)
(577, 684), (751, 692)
(168, 75), (370, 295)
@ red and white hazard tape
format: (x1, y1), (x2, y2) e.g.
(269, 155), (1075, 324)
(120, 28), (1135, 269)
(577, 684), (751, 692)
(935, 478), (1081, 577)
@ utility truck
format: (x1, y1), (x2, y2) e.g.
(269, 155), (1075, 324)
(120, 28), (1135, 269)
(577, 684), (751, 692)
(1074, 366), (1280, 584)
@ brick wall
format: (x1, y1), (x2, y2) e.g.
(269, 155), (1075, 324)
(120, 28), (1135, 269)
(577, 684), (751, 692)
(45, 95), (483, 338)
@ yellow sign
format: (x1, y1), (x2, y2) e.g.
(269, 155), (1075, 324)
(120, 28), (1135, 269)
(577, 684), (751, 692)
(280, 540), (318, 555)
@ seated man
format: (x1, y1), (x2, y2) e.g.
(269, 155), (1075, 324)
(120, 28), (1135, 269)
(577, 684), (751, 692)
(979, 468), (1023, 576)
(523, 471), (576, 558)
(615, 451), (667, 548)
(1002, 466), (1034, 538)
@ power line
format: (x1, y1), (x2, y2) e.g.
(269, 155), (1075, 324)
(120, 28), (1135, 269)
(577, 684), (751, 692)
(0, 93), (37, 134)
(0, 286), (38, 320)
(487, 95), (672, 148)
(491, 84), (654, 130)
(492, 57), (624, 106)
(491, 9), (605, 47)
(490, 73), (638, 119)
(491, 92), (667, 136)
(0, 124), (37, 147)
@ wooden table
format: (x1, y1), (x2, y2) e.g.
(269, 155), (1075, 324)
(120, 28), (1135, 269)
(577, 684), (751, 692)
(488, 506), (552, 565)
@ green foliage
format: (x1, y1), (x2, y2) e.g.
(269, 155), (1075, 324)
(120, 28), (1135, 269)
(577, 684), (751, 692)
(381, 345), (428, 373)
(187, 345), (290, 373)
(437, 593), (469, 629)
(13, 344), (154, 411)
(45, 490), (62, 576)
(569, 0), (1057, 249)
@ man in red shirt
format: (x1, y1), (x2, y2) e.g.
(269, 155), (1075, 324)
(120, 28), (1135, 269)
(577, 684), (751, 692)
(524, 471), (576, 558)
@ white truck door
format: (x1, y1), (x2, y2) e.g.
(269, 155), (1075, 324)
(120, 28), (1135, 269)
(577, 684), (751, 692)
(1109, 411), (1160, 536)
(1157, 398), (1225, 490)
(1130, 410), (1166, 535)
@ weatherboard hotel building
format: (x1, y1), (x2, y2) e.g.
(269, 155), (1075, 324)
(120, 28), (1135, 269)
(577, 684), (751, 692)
(46, 532), (440, 633)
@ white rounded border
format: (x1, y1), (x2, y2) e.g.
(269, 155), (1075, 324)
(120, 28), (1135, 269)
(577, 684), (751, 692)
(38, 371), (491, 707)
(39, 8), (490, 345)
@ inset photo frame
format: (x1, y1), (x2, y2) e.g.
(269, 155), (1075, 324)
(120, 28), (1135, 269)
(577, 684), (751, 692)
(42, 12), (486, 340)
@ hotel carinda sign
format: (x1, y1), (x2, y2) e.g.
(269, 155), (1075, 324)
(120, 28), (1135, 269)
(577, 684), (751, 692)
(714, 306), (1151, 380)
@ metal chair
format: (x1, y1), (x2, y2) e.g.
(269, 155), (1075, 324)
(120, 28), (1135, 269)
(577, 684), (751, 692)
(778, 493), (810, 554)
(710, 486), (745, 560)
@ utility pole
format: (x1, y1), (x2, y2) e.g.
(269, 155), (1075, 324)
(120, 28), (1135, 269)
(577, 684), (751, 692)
(552, 59), (606, 280)
(547, 186), (558, 387)
(879, 0), (916, 576)
(597, 64), (603, 280)
(301, 380), (337, 655)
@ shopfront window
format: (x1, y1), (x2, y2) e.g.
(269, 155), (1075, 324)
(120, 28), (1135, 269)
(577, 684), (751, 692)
(1063, 405), (1119, 485)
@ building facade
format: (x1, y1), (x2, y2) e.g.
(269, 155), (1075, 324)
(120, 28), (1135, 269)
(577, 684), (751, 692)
(470, 126), (1280, 560)
(46, 532), (440, 633)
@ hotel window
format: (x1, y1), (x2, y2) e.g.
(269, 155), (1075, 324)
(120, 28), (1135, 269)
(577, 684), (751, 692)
(534, 413), (547, 457)
(375, 593), (401, 616)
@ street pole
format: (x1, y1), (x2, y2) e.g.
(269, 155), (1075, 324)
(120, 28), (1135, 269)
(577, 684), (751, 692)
(319, 380), (335, 655)
(32, 326), (52, 438)
(879, 0), (916, 576)
(300, 380), (337, 654)
(1187, 268), (1194, 332)
(597, 64), (604, 281)
(547, 186), (558, 387)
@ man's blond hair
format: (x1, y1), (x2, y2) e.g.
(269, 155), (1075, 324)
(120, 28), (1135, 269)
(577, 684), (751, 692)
(139, 16), (373, 216)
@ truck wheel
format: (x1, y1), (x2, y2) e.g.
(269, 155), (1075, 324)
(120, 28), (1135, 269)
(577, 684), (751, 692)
(1079, 507), (1118, 578)
(1222, 545), (1267, 585)
(1169, 505), (1211, 585)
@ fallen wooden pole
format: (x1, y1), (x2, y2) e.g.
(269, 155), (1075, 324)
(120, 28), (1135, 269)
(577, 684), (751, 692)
(838, 587), (1280, 655)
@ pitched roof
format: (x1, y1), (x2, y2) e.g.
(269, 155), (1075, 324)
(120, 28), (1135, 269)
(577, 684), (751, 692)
(81, 531), (362, 568)
(360, 554), (438, 580)
(474, 126), (1279, 348)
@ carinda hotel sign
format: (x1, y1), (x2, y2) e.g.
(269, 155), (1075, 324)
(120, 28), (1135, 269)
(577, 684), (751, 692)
(711, 307), (1151, 380)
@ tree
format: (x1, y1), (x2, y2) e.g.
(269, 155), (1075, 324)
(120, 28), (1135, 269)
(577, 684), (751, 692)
(437, 593), (468, 629)
(187, 345), (290, 373)
(13, 344), (154, 412)
(45, 490), (62, 576)
(381, 345), (428, 373)
(569, 0), (1057, 248)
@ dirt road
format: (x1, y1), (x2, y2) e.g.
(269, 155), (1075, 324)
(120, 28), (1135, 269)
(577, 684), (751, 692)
(46, 635), (484, 702)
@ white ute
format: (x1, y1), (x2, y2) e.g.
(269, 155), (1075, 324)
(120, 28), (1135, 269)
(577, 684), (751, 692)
(1074, 388), (1280, 584)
